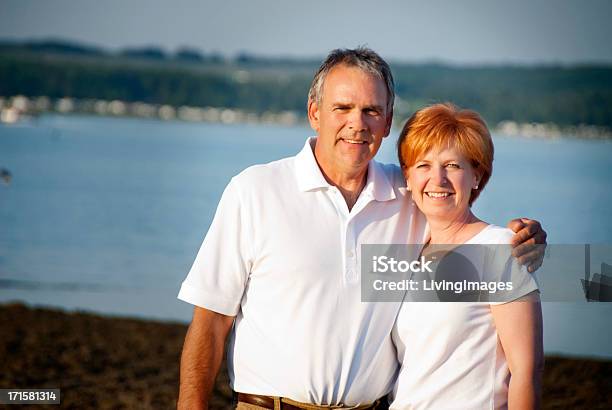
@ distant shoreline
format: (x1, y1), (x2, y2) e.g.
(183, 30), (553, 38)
(1, 302), (610, 408)
(4, 40), (611, 137)
(2, 94), (611, 141)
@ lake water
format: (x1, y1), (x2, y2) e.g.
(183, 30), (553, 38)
(1, 114), (611, 358)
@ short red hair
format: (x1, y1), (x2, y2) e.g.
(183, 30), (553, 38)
(397, 103), (494, 205)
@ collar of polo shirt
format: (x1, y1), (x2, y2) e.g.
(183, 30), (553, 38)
(295, 137), (396, 202)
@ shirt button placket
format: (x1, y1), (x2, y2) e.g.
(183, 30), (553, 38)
(345, 221), (357, 283)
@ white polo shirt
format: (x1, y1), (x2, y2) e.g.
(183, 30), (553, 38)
(178, 137), (427, 405)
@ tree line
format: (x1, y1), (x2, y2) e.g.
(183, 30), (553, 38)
(1, 41), (611, 128)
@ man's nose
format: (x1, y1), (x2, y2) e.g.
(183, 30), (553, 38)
(347, 110), (367, 131)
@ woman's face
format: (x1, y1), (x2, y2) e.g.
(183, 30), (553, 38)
(405, 145), (481, 222)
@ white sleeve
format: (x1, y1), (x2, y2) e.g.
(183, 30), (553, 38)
(177, 177), (253, 316)
(487, 244), (539, 304)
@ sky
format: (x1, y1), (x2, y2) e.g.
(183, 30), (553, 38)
(1, 0), (611, 64)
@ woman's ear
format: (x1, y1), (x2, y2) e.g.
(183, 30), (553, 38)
(473, 168), (483, 190)
(401, 165), (411, 191)
(404, 172), (412, 192)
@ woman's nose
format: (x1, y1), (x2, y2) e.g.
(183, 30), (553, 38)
(431, 166), (448, 185)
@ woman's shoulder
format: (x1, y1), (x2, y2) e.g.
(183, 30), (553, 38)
(468, 224), (514, 244)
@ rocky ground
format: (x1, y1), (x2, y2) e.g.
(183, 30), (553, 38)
(1, 303), (610, 409)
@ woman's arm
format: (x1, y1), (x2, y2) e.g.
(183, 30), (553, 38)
(491, 292), (544, 410)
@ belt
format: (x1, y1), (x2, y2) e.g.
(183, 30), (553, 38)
(236, 393), (384, 410)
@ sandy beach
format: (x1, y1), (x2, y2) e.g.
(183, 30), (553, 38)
(1, 303), (610, 409)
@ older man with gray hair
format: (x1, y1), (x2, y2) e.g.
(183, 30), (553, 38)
(177, 47), (546, 409)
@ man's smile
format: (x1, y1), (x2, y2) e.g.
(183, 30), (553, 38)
(339, 137), (369, 145)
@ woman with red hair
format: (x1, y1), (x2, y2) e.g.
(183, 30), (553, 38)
(391, 103), (543, 409)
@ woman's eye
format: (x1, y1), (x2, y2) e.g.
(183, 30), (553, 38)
(416, 163), (429, 169)
(446, 163), (460, 169)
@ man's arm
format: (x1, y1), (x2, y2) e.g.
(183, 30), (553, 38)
(507, 218), (547, 273)
(177, 306), (235, 410)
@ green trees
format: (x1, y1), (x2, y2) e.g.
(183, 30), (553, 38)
(1, 43), (611, 128)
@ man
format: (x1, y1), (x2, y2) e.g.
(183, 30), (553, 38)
(177, 48), (546, 409)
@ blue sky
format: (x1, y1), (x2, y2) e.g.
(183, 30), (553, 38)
(1, 0), (611, 64)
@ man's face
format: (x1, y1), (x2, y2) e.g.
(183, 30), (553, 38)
(309, 64), (392, 178)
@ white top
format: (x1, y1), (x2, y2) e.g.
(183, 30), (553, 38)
(390, 225), (538, 410)
(178, 138), (428, 405)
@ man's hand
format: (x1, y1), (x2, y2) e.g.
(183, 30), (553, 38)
(177, 306), (235, 410)
(507, 218), (547, 273)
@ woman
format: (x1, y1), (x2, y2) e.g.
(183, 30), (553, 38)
(391, 103), (543, 409)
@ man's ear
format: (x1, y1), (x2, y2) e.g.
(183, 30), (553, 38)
(307, 99), (320, 133)
(383, 108), (393, 138)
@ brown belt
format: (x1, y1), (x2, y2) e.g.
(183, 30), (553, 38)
(236, 393), (384, 410)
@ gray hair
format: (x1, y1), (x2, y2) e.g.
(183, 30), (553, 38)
(308, 47), (395, 115)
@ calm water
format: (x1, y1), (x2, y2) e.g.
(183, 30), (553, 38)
(1, 114), (611, 358)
